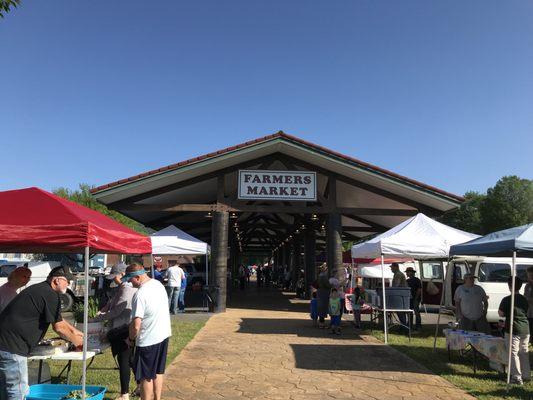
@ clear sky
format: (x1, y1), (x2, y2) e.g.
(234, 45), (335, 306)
(1, 1), (531, 196)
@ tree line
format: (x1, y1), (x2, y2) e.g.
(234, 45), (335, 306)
(440, 176), (533, 235)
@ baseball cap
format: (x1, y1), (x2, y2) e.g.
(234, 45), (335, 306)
(106, 262), (127, 280)
(48, 265), (74, 281)
(463, 273), (478, 279)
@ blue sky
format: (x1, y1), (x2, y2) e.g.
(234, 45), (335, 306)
(1, 1), (531, 196)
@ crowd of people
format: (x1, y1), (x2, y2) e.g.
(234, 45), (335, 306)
(0, 263), (172, 400)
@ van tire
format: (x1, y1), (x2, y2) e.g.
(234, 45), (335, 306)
(60, 292), (74, 312)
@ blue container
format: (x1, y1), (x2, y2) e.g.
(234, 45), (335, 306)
(378, 287), (411, 310)
(27, 384), (106, 400)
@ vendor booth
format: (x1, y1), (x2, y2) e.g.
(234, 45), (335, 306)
(448, 223), (533, 387)
(151, 225), (210, 310)
(351, 213), (478, 343)
(0, 187), (152, 399)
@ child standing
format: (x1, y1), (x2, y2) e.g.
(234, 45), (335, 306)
(329, 288), (342, 335)
(310, 291), (318, 327)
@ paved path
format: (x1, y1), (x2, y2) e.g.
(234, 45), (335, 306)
(164, 288), (473, 400)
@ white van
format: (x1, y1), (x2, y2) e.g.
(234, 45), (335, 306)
(0, 261), (93, 312)
(444, 256), (533, 323)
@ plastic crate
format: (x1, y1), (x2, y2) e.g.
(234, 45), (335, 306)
(27, 384), (106, 400)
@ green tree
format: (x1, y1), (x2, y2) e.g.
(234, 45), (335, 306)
(440, 191), (485, 234)
(53, 184), (150, 235)
(0, 0), (20, 18)
(479, 176), (533, 233)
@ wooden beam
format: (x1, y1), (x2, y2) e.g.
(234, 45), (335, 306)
(122, 203), (418, 216)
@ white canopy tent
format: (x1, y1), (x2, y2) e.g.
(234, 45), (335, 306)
(351, 213), (479, 343)
(150, 225), (210, 284)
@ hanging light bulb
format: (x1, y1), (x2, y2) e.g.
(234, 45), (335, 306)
(311, 214), (318, 221)
(205, 211), (213, 218)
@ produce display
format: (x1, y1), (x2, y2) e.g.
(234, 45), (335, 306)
(61, 390), (90, 399)
(30, 338), (69, 356)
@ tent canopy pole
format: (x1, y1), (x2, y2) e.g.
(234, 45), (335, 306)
(506, 251), (517, 388)
(81, 246), (90, 400)
(381, 254), (388, 344)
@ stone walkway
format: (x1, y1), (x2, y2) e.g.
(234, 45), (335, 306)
(164, 288), (473, 400)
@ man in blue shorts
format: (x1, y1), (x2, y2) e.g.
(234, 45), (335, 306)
(125, 263), (171, 400)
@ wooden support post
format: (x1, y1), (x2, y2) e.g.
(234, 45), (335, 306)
(327, 212), (343, 281)
(326, 176), (343, 281)
(304, 227), (316, 298)
(212, 210), (229, 312)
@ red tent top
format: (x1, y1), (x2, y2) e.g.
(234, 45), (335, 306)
(0, 187), (152, 254)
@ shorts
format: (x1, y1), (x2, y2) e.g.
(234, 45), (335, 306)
(133, 338), (169, 382)
(330, 315), (341, 327)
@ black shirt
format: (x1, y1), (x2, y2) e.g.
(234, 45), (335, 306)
(0, 281), (62, 356)
(498, 293), (530, 335)
(407, 277), (422, 299)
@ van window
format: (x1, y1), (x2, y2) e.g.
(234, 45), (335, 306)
(478, 263), (529, 282)
(452, 262), (470, 283)
(420, 262), (443, 280)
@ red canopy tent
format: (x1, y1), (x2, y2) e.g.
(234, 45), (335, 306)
(0, 187), (152, 254)
(0, 187), (152, 398)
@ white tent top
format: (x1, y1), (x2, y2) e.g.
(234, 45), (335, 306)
(355, 261), (416, 279)
(351, 213), (479, 260)
(151, 225), (208, 255)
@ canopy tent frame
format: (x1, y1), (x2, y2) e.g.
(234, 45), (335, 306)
(352, 213), (479, 343)
(150, 225), (210, 309)
(0, 187), (152, 400)
(444, 223), (533, 389)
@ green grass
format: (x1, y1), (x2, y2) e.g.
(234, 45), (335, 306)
(44, 319), (205, 399)
(366, 324), (532, 400)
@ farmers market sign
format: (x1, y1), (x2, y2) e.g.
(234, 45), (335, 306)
(238, 170), (317, 201)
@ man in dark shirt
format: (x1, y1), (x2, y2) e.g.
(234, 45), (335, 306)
(0, 266), (83, 399)
(498, 276), (530, 385)
(406, 267), (422, 331)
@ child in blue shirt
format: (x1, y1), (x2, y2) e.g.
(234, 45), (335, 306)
(310, 291), (318, 327)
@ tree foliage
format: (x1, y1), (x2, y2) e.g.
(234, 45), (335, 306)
(53, 184), (150, 235)
(440, 191), (485, 234)
(479, 176), (533, 233)
(0, 0), (20, 18)
(441, 176), (533, 235)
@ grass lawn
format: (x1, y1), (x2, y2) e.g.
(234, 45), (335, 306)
(367, 324), (532, 400)
(43, 318), (206, 399)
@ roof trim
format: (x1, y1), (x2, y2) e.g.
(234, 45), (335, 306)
(91, 131), (464, 202)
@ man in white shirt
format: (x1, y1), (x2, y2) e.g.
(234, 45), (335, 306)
(124, 263), (171, 400)
(0, 267), (31, 314)
(454, 273), (490, 333)
(166, 263), (185, 314)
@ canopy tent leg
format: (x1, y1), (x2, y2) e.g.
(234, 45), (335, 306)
(150, 254), (155, 279)
(433, 273), (447, 352)
(381, 254), (388, 344)
(506, 251), (517, 389)
(81, 246), (89, 400)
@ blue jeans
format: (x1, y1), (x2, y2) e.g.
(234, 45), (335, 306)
(0, 350), (28, 400)
(178, 283), (186, 312)
(168, 286), (180, 314)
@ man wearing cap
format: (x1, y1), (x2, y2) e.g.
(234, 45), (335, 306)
(405, 267), (422, 331)
(0, 266), (83, 400)
(124, 263), (171, 400)
(454, 273), (490, 333)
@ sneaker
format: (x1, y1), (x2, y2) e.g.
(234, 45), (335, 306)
(115, 395), (129, 400)
(510, 378), (524, 386)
